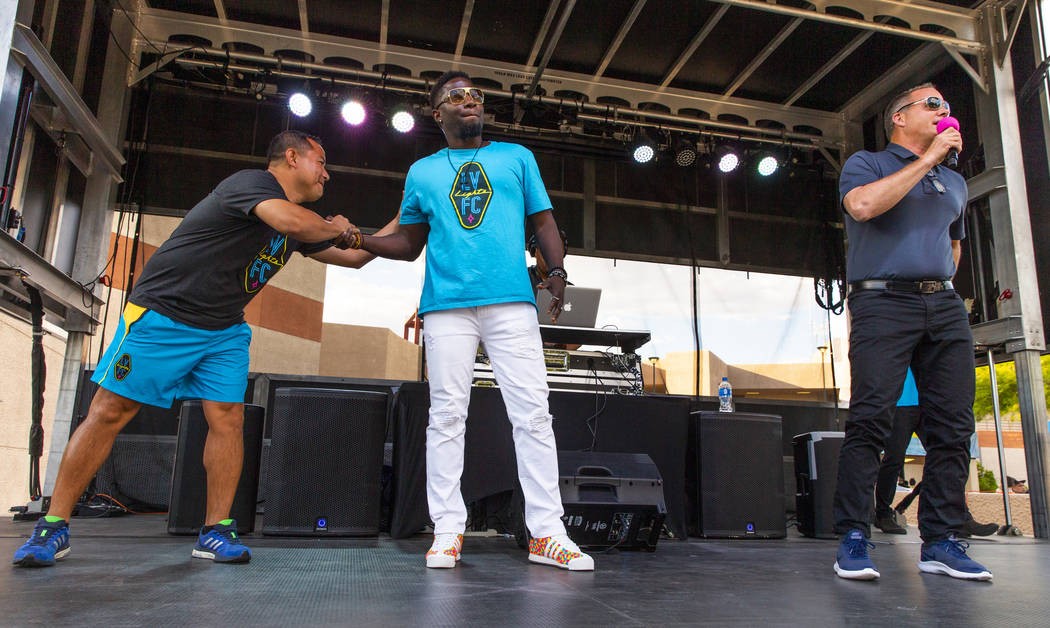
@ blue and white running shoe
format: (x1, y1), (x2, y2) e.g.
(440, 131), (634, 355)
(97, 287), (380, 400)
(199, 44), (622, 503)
(834, 529), (879, 580)
(13, 517), (70, 567)
(192, 519), (251, 563)
(919, 535), (992, 581)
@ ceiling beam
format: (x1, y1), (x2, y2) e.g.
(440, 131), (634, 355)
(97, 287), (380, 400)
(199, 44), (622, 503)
(526, 0), (576, 98)
(592, 0), (646, 80)
(659, 4), (729, 89)
(212, 0), (227, 23)
(723, 17), (802, 97)
(784, 30), (874, 106)
(707, 0), (983, 52)
(453, 0), (475, 61)
(380, 0), (389, 47)
(298, 0), (309, 36)
(838, 42), (951, 121)
(526, 0), (561, 68)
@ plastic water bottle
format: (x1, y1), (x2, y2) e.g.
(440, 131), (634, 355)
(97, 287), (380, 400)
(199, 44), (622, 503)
(718, 377), (733, 413)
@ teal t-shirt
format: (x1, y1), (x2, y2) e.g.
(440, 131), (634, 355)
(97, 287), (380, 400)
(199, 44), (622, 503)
(897, 368), (918, 407)
(400, 141), (552, 315)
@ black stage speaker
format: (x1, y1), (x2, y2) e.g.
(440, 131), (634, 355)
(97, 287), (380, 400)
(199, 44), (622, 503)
(794, 431), (844, 539)
(557, 451), (666, 551)
(689, 411), (785, 538)
(167, 402), (264, 535)
(262, 388), (387, 536)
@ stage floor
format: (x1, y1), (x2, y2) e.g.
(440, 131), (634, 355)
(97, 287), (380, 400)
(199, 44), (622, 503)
(1, 515), (1047, 626)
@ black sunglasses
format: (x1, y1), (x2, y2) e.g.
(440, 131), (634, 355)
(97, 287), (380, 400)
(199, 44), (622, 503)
(896, 95), (950, 114)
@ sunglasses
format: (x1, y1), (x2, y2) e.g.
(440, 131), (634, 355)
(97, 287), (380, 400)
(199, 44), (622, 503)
(896, 95), (950, 114)
(438, 87), (485, 106)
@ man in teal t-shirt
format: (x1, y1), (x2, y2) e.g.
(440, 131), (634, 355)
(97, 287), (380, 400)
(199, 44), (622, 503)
(357, 71), (593, 572)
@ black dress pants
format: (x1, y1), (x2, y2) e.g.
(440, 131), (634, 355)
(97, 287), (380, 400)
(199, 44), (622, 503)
(833, 289), (975, 542)
(874, 405), (921, 518)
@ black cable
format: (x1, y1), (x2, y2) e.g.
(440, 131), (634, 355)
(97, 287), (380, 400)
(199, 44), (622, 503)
(21, 279), (45, 501)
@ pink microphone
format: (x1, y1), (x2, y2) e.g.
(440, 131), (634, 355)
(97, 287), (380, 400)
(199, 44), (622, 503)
(936, 116), (960, 167)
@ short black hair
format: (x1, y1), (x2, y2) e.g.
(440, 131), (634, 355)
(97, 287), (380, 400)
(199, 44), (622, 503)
(883, 82), (936, 140)
(430, 71), (471, 108)
(266, 130), (323, 164)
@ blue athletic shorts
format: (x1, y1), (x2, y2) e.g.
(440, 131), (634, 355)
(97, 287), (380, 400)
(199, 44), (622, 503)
(92, 303), (252, 408)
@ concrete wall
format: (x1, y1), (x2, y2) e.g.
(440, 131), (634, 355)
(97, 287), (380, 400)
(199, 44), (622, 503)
(318, 323), (421, 380)
(0, 316), (68, 510)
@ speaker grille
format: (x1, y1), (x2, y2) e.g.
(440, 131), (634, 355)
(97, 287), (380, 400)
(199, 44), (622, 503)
(694, 411), (785, 538)
(263, 388), (387, 536)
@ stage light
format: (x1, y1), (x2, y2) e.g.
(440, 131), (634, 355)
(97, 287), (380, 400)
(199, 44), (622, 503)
(632, 143), (655, 164)
(391, 110), (415, 133)
(341, 100), (366, 126)
(288, 92), (312, 117)
(756, 155), (779, 176)
(717, 151), (739, 173)
(674, 138), (697, 167)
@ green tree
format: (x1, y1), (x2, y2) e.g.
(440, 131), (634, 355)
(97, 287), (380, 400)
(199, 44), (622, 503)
(973, 354), (1050, 421)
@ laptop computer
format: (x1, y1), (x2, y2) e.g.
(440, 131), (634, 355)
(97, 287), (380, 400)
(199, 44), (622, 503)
(535, 286), (602, 327)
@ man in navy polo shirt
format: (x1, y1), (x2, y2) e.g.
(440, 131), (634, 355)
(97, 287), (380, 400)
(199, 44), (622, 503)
(831, 83), (991, 581)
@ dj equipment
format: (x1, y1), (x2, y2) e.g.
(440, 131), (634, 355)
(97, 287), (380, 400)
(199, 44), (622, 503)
(262, 388), (387, 536)
(167, 401), (264, 535)
(557, 451), (666, 551)
(473, 348), (643, 394)
(794, 431), (844, 539)
(688, 411), (786, 538)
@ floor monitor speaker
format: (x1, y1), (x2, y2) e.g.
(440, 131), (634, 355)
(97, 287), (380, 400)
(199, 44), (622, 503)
(793, 431), (844, 539)
(689, 411), (786, 538)
(262, 388), (387, 536)
(557, 451), (666, 551)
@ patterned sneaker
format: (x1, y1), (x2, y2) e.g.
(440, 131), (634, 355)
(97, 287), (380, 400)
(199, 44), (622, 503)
(919, 535), (992, 581)
(528, 534), (594, 571)
(834, 529), (879, 580)
(192, 519), (251, 563)
(425, 533), (462, 569)
(12, 517), (70, 567)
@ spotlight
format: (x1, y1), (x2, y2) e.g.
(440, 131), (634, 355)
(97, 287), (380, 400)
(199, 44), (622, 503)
(632, 143), (655, 164)
(341, 100), (366, 126)
(391, 110), (415, 133)
(288, 92), (312, 117)
(717, 151), (740, 173)
(756, 154), (779, 176)
(673, 138), (697, 167)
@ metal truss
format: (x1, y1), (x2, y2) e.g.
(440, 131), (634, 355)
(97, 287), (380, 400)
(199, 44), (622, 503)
(133, 8), (848, 148)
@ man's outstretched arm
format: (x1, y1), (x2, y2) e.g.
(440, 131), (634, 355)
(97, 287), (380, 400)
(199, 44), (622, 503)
(358, 222), (429, 261)
(306, 213), (402, 268)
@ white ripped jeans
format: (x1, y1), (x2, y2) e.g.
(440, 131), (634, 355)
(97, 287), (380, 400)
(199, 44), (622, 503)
(423, 302), (566, 538)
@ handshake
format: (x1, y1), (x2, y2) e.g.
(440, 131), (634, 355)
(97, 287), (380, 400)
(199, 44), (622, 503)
(326, 214), (362, 250)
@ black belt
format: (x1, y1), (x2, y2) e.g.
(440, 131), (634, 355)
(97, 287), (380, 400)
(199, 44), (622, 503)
(849, 279), (954, 294)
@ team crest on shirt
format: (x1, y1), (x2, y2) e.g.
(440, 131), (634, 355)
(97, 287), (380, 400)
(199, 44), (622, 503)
(448, 162), (492, 229)
(245, 235), (288, 294)
(114, 354), (132, 381)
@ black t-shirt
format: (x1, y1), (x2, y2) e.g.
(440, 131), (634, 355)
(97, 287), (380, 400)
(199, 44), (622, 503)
(129, 169), (332, 330)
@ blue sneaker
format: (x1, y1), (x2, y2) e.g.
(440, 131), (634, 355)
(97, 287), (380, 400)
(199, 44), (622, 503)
(192, 519), (251, 563)
(834, 529), (879, 580)
(13, 517), (70, 567)
(919, 535), (992, 581)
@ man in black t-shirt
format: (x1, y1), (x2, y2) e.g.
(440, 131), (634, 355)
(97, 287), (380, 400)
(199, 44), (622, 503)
(13, 131), (395, 568)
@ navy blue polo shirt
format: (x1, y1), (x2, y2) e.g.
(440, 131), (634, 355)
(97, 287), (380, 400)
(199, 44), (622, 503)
(839, 143), (967, 282)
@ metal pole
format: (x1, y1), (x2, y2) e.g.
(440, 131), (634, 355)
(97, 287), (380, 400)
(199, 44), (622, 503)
(987, 349), (1013, 527)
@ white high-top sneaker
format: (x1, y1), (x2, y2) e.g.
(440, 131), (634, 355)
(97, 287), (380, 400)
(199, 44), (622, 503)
(425, 533), (462, 569)
(528, 534), (595, 571)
